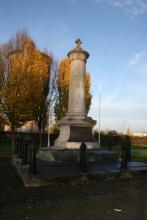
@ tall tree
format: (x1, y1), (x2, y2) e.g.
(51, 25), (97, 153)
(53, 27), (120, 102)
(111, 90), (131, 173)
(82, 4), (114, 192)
(0, 31), (31, 153)
(30, 52), (58, 147)
(0, 30), (52, 153)
(54, 58), (92, 120)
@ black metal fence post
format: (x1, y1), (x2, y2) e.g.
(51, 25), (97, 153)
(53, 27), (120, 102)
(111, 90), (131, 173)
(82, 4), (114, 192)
(28, 144), (37, 175)
(18, 137), (23, 158)
(79, 142), (87, 173)
(120, 143), (128, 170)
(32, 144), (37, 174)
(28, 146), (33, 174)
(120, 136), (131, 170)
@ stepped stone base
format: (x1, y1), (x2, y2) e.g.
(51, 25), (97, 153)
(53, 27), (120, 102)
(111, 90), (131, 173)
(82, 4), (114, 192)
(54, 116), (98, 149)
(37, 148), (118, 163)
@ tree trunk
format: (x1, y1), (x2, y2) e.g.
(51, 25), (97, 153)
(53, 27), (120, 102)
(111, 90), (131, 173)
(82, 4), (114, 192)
(39, 128), (42, 148)
(11, 124), (15, 157)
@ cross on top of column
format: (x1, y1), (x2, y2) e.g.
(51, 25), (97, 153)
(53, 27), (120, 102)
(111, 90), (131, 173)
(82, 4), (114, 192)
(75, 38), (82, 49)
(67, 39), (89, 59)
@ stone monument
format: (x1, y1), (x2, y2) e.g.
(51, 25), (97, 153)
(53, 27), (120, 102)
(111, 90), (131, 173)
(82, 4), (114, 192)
(37, 39), (118, 163)
(54, 39), (98, 149)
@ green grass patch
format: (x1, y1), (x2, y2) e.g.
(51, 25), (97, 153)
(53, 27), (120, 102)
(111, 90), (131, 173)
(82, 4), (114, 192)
(0, 141), (11, 156)
(131, 157), (147, 163)
(132, 145), (147, 149)
(110, 145), (147, 164)
(131, 148), (147, 163)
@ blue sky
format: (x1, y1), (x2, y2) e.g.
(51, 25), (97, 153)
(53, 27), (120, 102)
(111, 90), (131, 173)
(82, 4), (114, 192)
(0, 0), (147, 132)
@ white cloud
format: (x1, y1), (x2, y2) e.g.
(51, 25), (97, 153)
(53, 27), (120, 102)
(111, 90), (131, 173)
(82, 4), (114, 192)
(93, 0), (147, 16)
(128, 52), (147, 80)
(128, 51), (144, 67)
(138, 63), (147, 77)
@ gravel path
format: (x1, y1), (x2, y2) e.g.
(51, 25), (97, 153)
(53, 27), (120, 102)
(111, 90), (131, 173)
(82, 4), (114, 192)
(0, 158), (147, 220)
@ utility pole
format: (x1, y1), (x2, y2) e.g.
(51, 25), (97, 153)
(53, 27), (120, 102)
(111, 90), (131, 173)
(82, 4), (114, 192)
(98, 83), (101, 149)
(123, 120), (127, 135)
(47, 117), (50, 148)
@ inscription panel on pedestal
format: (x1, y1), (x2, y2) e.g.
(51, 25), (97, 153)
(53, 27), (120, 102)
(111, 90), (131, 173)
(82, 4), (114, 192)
(68, 126), (96, 142)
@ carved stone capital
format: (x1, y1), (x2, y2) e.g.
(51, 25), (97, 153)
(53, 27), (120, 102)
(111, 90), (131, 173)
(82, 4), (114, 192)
(68, 51), (89, 62)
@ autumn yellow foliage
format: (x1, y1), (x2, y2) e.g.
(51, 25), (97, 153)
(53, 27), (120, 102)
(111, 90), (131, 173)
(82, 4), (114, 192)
(54, 58), (92, 120)
(0, 31), (52, 151)
(8, 39), (51, 119)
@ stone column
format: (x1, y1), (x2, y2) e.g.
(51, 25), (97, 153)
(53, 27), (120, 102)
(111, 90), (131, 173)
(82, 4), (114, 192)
(67, 39), (89, 118)
(54, 39), (98, 149)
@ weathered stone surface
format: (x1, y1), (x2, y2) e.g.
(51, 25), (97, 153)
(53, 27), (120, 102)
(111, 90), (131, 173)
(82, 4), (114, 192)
(37, 148), (118, 163)
(54, 39), (98, 149)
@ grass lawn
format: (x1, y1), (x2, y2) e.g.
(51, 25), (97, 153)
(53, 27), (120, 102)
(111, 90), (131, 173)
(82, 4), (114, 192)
(131, 148), (147, 163)
(111, 145), (147, 164)
(0, 140), (11, 157)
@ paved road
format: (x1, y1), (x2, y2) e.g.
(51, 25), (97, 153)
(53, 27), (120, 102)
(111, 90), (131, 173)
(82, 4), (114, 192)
(0, 158), (147, 220)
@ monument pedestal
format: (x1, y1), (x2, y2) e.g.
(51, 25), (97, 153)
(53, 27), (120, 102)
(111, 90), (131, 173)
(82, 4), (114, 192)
(54, 115), (98, 149)
(37, 148), (118, 163)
